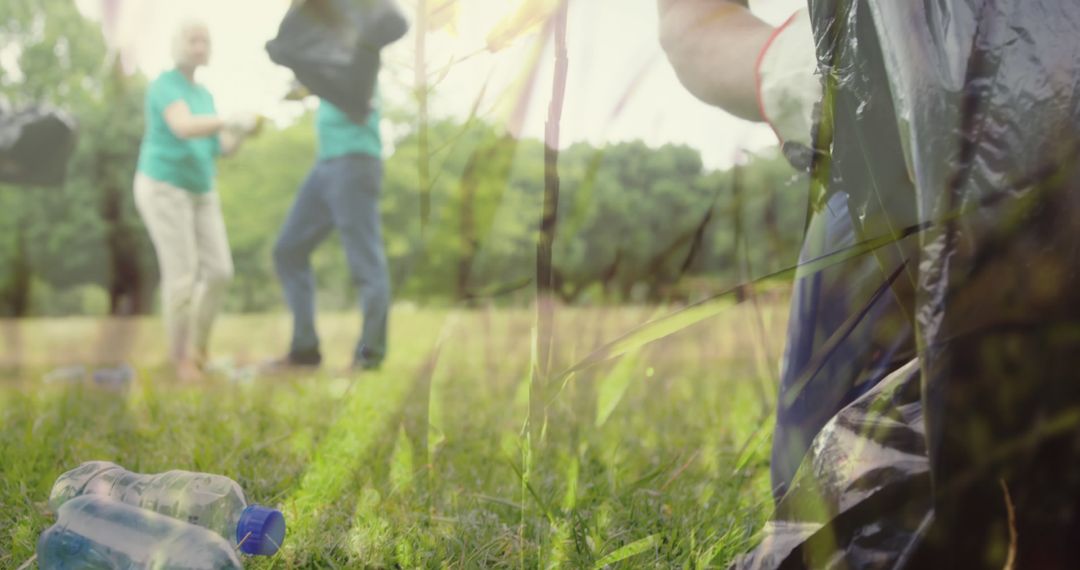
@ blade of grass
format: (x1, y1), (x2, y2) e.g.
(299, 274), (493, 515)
(592, 533), (659, 569)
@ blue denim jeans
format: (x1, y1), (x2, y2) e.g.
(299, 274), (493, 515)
(771, 192), (915, 499)
(273, 154), (389, 366)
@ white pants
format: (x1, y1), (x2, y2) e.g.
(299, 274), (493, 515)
(134, 174), (234, 363)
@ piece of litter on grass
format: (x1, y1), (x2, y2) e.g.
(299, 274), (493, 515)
(92, 364), (134, 390)
(43, 366), (86, 384)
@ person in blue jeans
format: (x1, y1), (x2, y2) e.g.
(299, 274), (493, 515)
(271, 98), (389, 371)
(658, 0), (916, 499)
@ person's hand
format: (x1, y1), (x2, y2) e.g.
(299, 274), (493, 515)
(223, 112), (265, 138)
(283, 80), (311, 102)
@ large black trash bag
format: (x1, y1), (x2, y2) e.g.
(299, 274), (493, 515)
(0, 101), (77, 187)
(266, 0), (409, 123)
(878, 1), (1080, 565)
(738, 0), (1080, 567)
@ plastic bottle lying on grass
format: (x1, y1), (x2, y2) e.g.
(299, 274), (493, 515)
(42, 364), (134, 390)
(49, 461), (285, 556)
(205, 358), (258, 384)
(91, 365), (135, 390)
(38, 495), (243, 569)
(42, 366), (87, 384)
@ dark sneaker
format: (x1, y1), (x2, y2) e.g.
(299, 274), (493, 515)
(351, 359), (382, 372)
(261, 348), (322, 375)
(352, 346), (382, 372)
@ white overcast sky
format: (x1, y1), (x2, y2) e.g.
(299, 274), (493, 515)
(74, 0), (805, 169)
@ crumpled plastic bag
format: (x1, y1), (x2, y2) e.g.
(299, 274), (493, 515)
(0, 101), (77, 187)
(739, 0), (1080, 567)
(266, 0), (409, 123)
(738, 358), (928, 569)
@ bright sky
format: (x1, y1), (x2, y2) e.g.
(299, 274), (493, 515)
(74, 0), (805, 169)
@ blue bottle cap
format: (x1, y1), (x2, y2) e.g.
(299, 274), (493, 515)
(236, 505), (286, 556)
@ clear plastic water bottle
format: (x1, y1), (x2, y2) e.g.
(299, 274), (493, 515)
(91, 364), (135, 390)
(43, 365), (87, 384)
(38, 495), (243, 569)
(49, 461), (285, 556)
(42, 364), (133, 390)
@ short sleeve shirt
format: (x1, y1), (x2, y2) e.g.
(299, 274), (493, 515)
(316, 99), (382, 161)
(137, 69), (221, 193)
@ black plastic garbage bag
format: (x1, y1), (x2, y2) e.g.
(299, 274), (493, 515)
(0, 102), (77, 187)
(739, 0), (1080, 567)
(266, 0), (408, 123)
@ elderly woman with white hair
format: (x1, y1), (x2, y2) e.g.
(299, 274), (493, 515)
(134, 19), (257, 382)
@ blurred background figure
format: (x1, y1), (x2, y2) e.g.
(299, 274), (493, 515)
(264, 0), (408, 373)
(133, 19), (260, 382)
(269, 95), (390, 372)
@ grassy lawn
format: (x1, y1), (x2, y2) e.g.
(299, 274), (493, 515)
(0, 302), (786, 568)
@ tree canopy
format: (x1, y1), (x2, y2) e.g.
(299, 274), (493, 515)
(0, 1), (809, 316)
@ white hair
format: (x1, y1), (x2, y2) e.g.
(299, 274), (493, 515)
(171, 18), (210, 67)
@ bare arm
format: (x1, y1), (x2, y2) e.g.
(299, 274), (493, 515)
(163, 100), (225, 139)
(657, 0), (775, 121)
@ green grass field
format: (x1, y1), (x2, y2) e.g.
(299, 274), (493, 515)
(0, 302), (787, 568)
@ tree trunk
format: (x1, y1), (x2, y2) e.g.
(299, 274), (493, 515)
(3, 225), (32, 317)
(102, 176), (147, 315)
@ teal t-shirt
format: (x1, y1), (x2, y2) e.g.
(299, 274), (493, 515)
(137, 69), (221, 193)
(316, 99), (382, 161)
